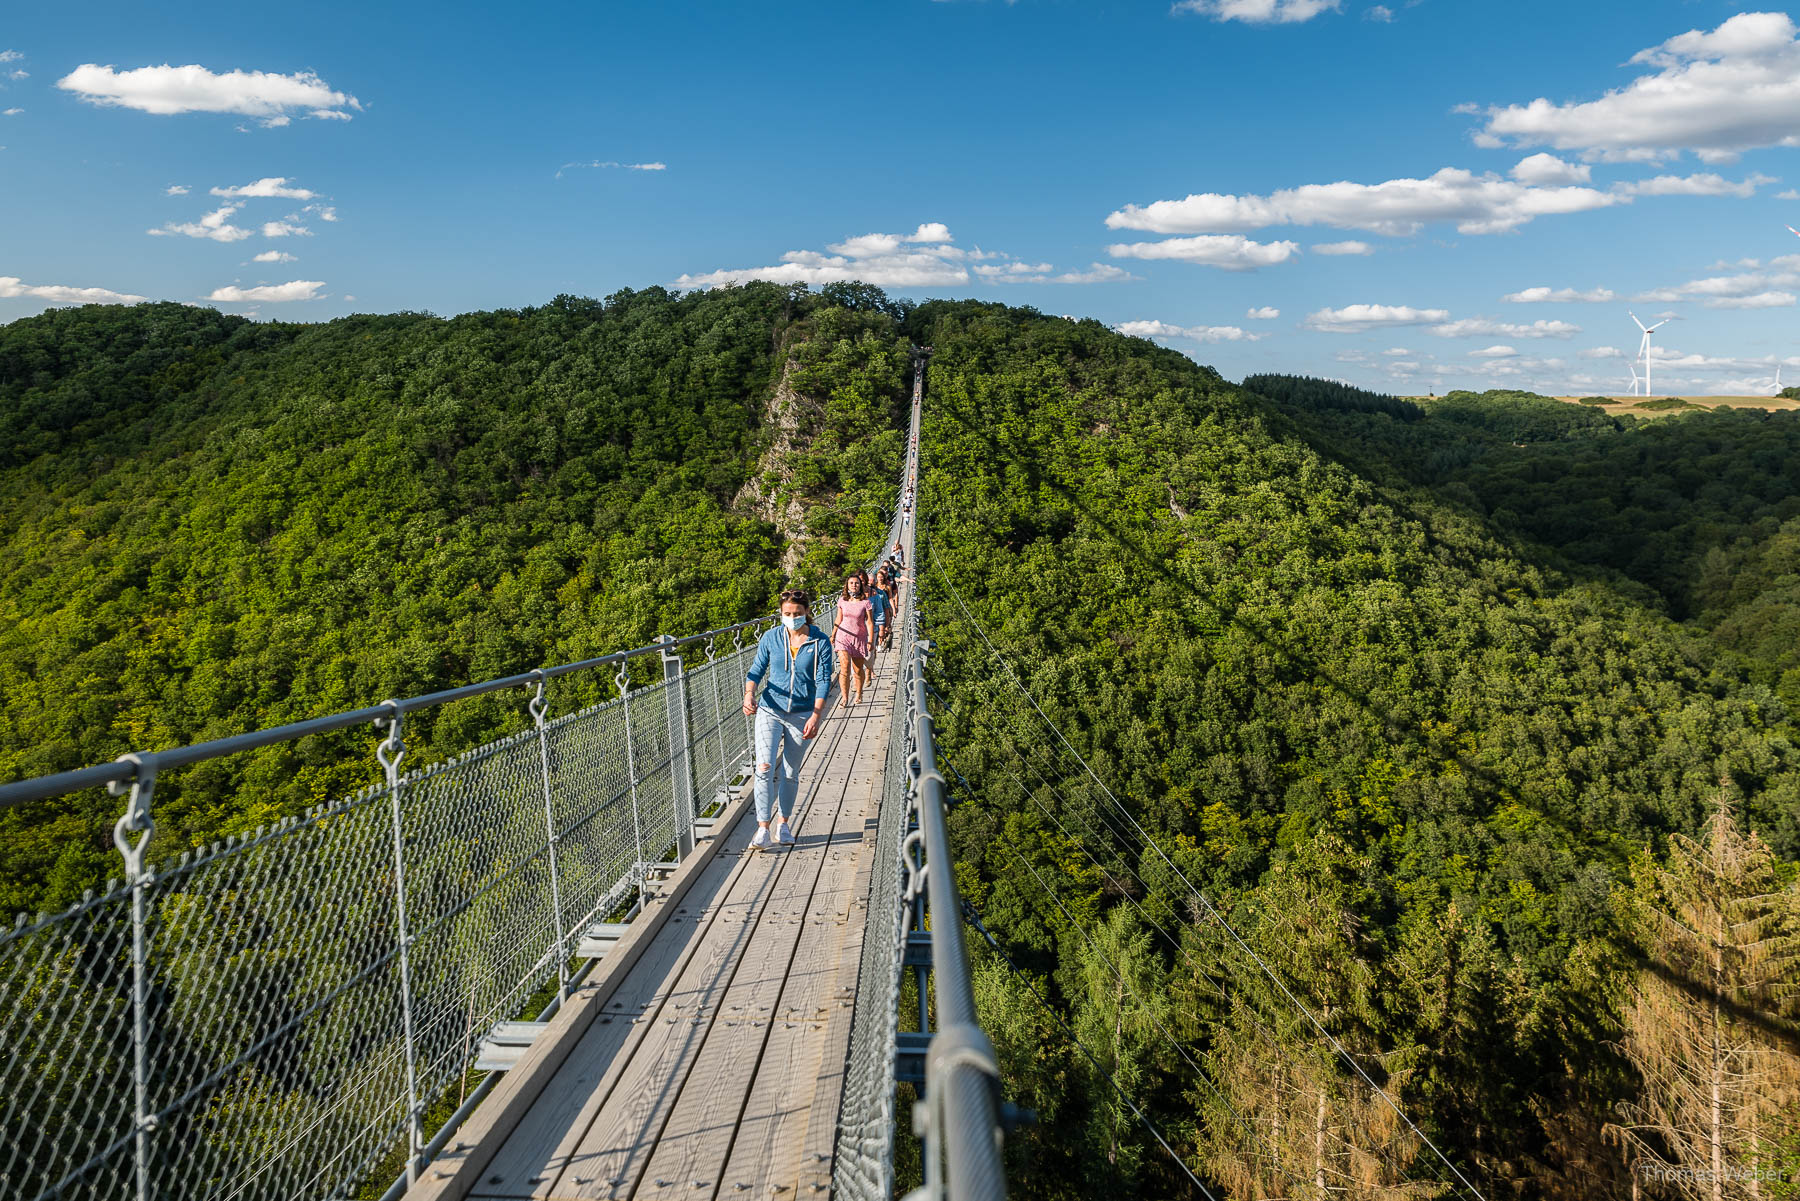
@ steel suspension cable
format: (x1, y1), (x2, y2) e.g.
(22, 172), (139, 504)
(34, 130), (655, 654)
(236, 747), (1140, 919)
(960, 901), (1220, 1201)
(986, 827), (1323, 1191)
(969, 755), (1315, 1188)
(925, 538), (1490, 1201)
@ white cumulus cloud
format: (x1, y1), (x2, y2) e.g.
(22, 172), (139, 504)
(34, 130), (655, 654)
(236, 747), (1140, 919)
(260, 220), (310, 238)
(1105, 166), (1622, 237)
(676, 224), (1110, 289)
(1303, 304), (1450, 333)
(1634, 255), (1800, 307)
(1502, 286), (1617, 303)
(1106, 233), (1300, 270)
(206, 279), (326, 303)
(57, 63), (360, 121)
(1172, 0), (1341, 23)
(211, 176), (317, 199)
(0, 274), (147, 304)
(150, 203), (253, 242)
(1247, 306), (1281, 319)
(1469, 345), (1518, 358)
(164, 184), (188, 195)
(1428, 318), (1581, 339)
(1614, 172), (1776, 197)
(1116, 319), (1264, 343)
(1314, 240), (1374, 255)
(1510, 153), (1592, 185)
(1474, 12), (1800, 162)
(251, 250), (297, 263)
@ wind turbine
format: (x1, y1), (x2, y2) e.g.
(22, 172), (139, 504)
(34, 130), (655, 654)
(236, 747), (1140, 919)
(1627, 361), (1642, 397)
(1630, 311), (1668, 397)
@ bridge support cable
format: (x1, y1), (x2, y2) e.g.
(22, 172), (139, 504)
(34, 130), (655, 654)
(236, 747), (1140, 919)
(942, 696), (1334, 1125)
(961, 902), (1220, 1201)
(0, 616), (778, 1201)
(966, 759), (1320, 1199)
(926, 539), (1492, 1201)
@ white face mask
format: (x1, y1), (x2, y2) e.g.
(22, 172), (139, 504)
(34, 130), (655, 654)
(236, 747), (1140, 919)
(781, 614), (806, 631)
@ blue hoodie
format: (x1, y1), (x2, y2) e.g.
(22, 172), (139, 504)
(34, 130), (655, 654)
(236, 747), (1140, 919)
(746, 622), (835, 711)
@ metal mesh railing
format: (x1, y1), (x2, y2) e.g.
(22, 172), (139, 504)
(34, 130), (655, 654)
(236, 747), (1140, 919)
(1, 348), (971, 1201)
(0, 626), (767, 1201)
(834, 349), (1005, 1201)
(832, 598), (917, 1201)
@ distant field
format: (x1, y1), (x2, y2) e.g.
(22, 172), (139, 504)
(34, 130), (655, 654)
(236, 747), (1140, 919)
(1400, 394), (1799, 417)
(1550, 395), (1800, 418)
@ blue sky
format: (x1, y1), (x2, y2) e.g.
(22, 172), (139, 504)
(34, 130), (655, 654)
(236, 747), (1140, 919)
(4, 0), (1799, 396)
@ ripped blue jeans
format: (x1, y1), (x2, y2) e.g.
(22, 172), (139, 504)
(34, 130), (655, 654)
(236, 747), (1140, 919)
(753, 704), (808, 823)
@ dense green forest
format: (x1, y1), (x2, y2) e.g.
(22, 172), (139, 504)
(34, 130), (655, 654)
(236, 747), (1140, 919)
(911, 310), (1800, 1198)
(4, 290), (1798, 1199)
(0, 285), (907, 914)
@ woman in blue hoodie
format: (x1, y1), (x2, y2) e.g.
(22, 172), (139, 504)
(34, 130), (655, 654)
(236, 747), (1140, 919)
(741, 589), (835, 849)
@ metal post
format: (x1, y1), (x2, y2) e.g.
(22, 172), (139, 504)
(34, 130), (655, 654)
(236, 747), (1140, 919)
(704, 640), (727, 799)
(109, 752), (158, 1201)
(529, 673), (571, 1001)
(914, 892), (931, 1037)
(659, 636), (696, 859)
(615, 664), (649, 905)
(375, 704), (424, 1187)
(734, 628), (753, 766)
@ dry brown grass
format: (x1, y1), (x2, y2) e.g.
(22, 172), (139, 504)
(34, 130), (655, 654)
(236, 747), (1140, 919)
(1551, 395), (1800, 418)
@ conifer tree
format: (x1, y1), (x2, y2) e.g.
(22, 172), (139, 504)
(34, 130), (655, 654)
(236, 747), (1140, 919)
(1195, 834), (1436, 1198)
(1608, 793), (1800, 1200)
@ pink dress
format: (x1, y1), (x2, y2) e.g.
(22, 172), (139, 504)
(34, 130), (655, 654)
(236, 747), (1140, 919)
(835, 597), (873, 659)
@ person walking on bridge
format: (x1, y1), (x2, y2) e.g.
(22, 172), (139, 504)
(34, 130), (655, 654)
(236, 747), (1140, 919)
(868, 566), (890, 654)
(874, 565), (896, 649)
(742, 589), (833, 850)
(831, 572), (874, 708)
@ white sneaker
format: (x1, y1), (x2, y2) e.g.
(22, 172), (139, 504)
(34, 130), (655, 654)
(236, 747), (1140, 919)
(749, 826), (770, 851)
(775, 822), (796, 846)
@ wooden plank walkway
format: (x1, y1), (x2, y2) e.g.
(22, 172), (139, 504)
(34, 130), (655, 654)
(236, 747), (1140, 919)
(408, 616), (901, 1201)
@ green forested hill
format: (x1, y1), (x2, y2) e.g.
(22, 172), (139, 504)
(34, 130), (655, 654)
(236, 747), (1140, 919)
(5, 293), (1798, 1199)
(907, 307), (1800, 1198)
(0, 286), (908, 914)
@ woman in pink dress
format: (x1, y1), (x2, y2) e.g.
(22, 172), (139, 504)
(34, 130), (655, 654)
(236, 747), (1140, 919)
(831, 572), (874, 708)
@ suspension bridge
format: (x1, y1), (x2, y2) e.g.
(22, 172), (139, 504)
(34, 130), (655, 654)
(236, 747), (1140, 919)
(1, 351), (1490, 1201)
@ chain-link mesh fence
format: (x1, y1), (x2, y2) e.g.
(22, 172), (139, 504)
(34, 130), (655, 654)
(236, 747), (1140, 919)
(830, 610), (915, 1201)
(0, 626), (767, 1201)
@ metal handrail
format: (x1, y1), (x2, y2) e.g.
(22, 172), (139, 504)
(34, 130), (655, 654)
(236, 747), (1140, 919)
(0, 615), (775, 810)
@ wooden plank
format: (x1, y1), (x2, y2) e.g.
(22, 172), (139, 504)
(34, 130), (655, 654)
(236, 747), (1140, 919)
(538, 844), (787, 1199)
(629, 714), (874, 1200)
(467, 842), (748, 1198)
(713, 725), (886, 1199)
(798, 655), (899, 1200)
(549, 711), (870, 1201)
(406, 781), (757, 1201)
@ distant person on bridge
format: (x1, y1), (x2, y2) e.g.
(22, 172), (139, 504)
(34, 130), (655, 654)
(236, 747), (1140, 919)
(742, 589), (833, 850)
(868, 567), (890, 653)
(831, 573), (874, 708)
(875, 565), (897, 649)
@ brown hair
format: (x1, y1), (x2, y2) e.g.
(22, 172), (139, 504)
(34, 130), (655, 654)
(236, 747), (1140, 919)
(779, 588), (811, 609)
(840, 573), (868, 601)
